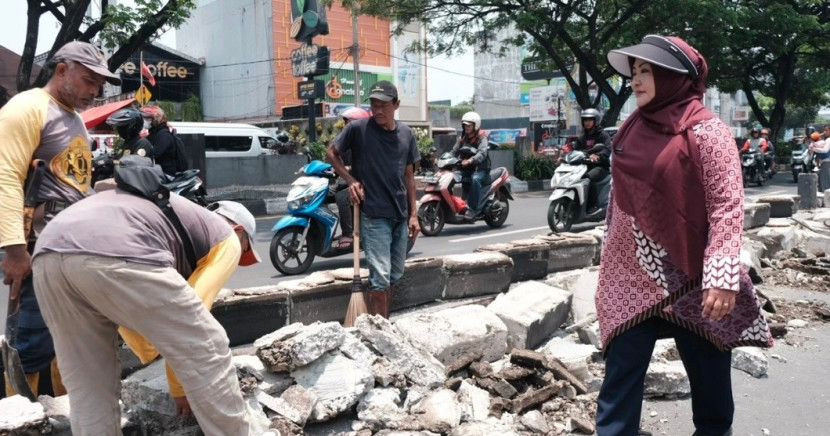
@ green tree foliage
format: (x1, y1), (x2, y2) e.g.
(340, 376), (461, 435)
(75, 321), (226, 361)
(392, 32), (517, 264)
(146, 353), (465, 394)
(181, 94), (203, 121)
(8, 0), (195, 98)
(619, 0), (830, 140)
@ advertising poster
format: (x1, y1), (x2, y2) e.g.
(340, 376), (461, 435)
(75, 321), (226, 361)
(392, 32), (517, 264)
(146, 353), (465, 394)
(483, 128), (527, 145)
(528, 79), (568, 122)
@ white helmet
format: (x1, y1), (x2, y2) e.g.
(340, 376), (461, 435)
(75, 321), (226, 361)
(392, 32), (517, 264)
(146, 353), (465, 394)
(461, 111), (481, 131)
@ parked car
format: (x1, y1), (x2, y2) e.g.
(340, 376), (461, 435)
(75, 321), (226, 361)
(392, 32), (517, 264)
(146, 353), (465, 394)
(170, 122), (279, 158)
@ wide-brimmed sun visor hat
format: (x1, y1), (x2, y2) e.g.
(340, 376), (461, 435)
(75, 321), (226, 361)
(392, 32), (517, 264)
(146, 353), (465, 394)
(607, 35), (699, 80)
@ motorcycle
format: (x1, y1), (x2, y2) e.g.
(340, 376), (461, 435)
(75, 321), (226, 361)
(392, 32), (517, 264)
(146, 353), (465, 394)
(92, 153), (208, 205)
(270, 158), (415, 275)
(740, 150), (767, 187)
(791, 141), (808, 183)
(417, 149), (512, 236)
(547, 146), (611, 233)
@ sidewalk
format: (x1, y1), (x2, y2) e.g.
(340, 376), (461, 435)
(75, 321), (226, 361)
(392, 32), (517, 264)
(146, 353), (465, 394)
(207, 176), (553, 217)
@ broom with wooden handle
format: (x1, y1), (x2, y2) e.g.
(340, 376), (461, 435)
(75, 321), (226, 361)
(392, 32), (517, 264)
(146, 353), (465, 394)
(344, 203), (367, 327)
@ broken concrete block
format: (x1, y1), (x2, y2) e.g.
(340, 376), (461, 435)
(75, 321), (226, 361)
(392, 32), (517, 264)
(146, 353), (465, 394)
(279, 385), (318, 426)
(510, 383), (560, 414)
(487, 281), (571, 350)
(356, 388), (406, 430)
(476, 239), (551, 282)
(212, 290), (289, 346)
(744, 202), (771, 230)
(394, 257), (446, 311)
(731, 347), (769, 378)
(372, 357), (406, 388)
(650, 338), (679, 362)
(441, 252), (513, 299)
(457, 380), (490, 422)
(644, 361), (690, 398)
(257, 391), (305, 425)
(395, 305), (508, 365)
(257, 321), (346, 372)
(38, 395), (70, 435)
(0, 395), (48, 434)
(568, 270), (599, 322)
(355, 315), (446, 388)
(520, 409), (550, 434)
(475, 377), (518, 399)
(253, 322), (304, 348)
(756, 195), (799, 218)
(233, 354), (267, 381)
(538, 338), (597, 382)
(292, 350), (374, 422)
(121, 360), (202, 434)
(409, 388), (462, 434)
(339, 331), (378, 365)
(535, 233), (599, 272)
(279, 271), (353, 324)
(468, 361), (494, 379)
(450, 421), (522, 436)
(567, 415), (596, 434)
(543, 267), (590, 292)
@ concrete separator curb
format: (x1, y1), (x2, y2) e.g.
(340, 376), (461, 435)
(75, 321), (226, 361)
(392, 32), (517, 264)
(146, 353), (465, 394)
(208, 177), (553, 217)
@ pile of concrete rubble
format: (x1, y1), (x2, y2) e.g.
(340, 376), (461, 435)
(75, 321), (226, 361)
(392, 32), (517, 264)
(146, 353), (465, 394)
(3, 196), (830, 435)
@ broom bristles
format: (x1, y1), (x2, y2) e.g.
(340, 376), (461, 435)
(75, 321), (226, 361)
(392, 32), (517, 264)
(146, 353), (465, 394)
(343, 276), (367, 327)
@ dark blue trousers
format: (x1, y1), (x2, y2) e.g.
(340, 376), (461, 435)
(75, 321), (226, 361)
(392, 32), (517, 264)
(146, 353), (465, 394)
(596, 317), (734, 436)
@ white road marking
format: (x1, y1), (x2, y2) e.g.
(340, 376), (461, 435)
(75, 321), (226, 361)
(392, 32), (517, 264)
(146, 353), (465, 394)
(449, 226), (551, 243)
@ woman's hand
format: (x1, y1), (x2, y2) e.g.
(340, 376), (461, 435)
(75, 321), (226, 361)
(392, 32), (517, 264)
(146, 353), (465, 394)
(701, 288), (736, 322)
(173, 395), (192, 417)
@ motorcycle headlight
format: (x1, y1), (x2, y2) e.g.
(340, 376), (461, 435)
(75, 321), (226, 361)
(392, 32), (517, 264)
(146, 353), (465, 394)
(287, 191), (316, 211)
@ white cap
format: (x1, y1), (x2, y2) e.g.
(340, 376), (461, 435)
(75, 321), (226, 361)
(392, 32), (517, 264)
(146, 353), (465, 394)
(209, 201), (261, 266)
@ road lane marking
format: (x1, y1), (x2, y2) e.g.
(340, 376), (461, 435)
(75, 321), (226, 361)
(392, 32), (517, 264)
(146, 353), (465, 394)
(449, 226), (551, 243)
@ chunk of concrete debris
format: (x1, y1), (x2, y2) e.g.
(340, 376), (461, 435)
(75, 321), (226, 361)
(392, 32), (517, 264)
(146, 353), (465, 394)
(469, 361), (494, 379)
(538, 338), (597, 382)
(355, 315), (446, 388)
(475, 377), (518, 399)
(292, 350), (374, 422)
(253, 322), (304, 348)
(510, 349), (588, 394)
(567, 415), (596, 434)
(731, 347), (769, 378)
(450, 420), (522, 436)
(372, 357), (407, 388)
(520, 409), (550, 434)
(510, 383), (561, 414)
(340, 331), (378, 365)
(256, 321), (346, 372)
(457, 380), (490, 422)
(356, 388), (407, 430)
(487, 281), (572, 350)
(644, 361), (691, 398)
(0, 395), (48, 433)
(409, 388), (462, 434)
(395, 305), (508, 365)
(38, 395), (70, 434)
(278, 384), (318, 426)
(257, 391), (305, 425)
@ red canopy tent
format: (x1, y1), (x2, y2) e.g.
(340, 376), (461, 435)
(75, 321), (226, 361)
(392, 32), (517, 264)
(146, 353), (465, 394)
(80, 98), (135, 129)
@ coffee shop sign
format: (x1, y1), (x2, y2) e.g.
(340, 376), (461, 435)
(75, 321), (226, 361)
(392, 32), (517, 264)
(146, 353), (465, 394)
(291, 44), (330, 77)
(121, 61), (190, 79)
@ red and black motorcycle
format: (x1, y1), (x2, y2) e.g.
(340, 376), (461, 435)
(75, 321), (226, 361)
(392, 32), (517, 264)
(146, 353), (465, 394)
(417, 147), (513, 236)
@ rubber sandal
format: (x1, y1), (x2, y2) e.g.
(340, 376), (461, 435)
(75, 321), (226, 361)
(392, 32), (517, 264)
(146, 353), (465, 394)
(337, 236), (353, 249)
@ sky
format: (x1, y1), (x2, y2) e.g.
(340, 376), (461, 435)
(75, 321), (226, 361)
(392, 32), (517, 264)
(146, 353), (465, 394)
(0, 2), (474, 105)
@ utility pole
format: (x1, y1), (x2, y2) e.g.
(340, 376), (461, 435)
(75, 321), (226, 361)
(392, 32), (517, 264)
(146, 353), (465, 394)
(351, 7), (360, 108)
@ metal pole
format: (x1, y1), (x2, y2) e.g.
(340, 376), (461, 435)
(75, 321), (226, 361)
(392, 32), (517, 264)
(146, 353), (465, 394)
(306, 38), (317, 143)
(352, 8), (360, 108)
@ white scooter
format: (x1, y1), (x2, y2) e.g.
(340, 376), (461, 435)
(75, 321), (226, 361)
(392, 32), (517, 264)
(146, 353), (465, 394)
(547, 147), (611, 233)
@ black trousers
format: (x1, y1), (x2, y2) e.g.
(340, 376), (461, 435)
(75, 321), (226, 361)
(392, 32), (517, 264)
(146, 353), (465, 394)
(334, 185), (353, 237)
(596, 317), (734, 436)
(585, 166), (608, 208)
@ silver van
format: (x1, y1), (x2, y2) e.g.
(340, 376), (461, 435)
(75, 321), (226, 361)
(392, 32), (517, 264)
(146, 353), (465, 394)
(169, 122), (278, 158)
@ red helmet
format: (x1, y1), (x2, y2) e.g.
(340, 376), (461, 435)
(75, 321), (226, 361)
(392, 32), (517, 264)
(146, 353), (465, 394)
(340, 107), (371, 122)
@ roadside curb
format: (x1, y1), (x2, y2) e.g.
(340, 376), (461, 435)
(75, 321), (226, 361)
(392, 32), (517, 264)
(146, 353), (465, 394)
(210, 177), (552, 217)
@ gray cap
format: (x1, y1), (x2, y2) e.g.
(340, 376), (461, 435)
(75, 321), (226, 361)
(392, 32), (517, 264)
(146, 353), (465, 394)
(53, 41), (122, 86)
(607, 35), (699, 79)
(367, 80), (398, 102)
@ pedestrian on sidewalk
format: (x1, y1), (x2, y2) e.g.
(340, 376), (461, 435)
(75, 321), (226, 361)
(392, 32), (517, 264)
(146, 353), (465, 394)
(326, 80), (420, 318)
(0, 40), (121, 398)
(596, 35), (773, 436)
(31, 172), (264, 434)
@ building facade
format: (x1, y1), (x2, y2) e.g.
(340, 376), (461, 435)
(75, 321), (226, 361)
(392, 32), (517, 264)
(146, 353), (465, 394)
(177, 0), (427, 123)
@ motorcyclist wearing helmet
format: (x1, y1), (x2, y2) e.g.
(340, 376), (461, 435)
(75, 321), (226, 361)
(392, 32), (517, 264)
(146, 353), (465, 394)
(140, 106), (178, 177)
(333, 106), (372, 248)
(572, 108), (611, 215)
(106, 107), (153, 158)
(452, 111), (490, 220)
(760, 127), (776, 176)
(740, 126), (770, 169)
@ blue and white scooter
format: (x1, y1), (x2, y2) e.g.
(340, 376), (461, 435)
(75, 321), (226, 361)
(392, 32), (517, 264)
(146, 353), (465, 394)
(269, 158), (414, 275)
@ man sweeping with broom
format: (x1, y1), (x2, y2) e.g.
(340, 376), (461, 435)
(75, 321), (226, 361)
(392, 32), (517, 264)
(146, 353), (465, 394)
(326, 81), (420, 324)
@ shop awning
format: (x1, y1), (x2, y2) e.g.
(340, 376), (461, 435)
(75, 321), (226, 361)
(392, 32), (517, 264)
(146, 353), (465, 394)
(80, 98), (135, 129)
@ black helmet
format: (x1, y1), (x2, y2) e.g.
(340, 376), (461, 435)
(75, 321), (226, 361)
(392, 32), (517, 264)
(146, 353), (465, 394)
(275, 130), (290, 143)
(106, 108), (144, 140)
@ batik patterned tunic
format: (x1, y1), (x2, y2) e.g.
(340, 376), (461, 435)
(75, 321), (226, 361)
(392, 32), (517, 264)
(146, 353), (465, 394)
(596, 118), (773, 351)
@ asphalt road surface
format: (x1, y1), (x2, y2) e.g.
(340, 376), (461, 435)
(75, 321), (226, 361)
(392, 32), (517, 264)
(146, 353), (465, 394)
(226, 172), (799, 289)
